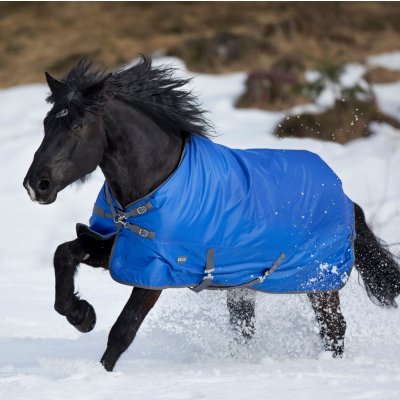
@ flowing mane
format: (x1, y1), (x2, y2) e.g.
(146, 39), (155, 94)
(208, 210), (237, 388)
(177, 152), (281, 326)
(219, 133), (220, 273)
(46, 55), (212, 138)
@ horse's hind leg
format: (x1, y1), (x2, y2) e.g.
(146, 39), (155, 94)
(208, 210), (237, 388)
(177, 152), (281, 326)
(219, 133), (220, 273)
(307, 291), (346, 357)
(100, 287), (161, 371)
(53, 234), (113, 332)
(227, 288), (256, 342)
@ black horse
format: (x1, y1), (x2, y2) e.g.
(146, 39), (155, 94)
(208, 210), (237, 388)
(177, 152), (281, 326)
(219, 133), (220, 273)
(23, 56), (400, 372)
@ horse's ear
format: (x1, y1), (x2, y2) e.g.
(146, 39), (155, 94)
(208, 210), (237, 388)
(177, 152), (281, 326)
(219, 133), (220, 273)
(82, 74), (111, 99)
(45, 72), (64, 94)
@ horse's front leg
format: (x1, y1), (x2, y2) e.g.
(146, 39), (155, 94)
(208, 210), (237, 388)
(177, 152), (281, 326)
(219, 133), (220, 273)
(308, 291), (346, 357)
(53, 234), (113, 332)
(100, 287), (161, 371)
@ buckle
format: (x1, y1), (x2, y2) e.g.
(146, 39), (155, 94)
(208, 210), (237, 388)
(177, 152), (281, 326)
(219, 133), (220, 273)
(138, 228), (149, 238)
(114, 214), (128, 227)
(137, 205), (147, 215)
(203, 273), (213, 281)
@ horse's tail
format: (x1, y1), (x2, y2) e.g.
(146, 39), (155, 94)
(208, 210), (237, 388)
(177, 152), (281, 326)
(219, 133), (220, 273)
(354, 203), (400, 308)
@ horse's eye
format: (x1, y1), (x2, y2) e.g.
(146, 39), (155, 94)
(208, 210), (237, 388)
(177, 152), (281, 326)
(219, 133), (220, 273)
(71, 123), (82, 131)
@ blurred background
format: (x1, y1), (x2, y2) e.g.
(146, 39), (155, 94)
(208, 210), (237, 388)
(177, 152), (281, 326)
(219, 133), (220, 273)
(2, 1), (400, 143)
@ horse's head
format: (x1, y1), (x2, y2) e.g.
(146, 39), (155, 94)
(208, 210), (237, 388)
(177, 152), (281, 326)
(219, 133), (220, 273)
(23, 61), (110, 204)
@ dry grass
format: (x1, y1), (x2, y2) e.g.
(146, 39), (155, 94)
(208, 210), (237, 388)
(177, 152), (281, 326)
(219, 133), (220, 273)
(366, 67), (400, 84)
(1, 2), (400, 87)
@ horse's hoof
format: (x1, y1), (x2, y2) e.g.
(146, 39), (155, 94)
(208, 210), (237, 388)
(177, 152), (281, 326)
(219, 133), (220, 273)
(332, 349), (344, 358)
(100, 351), (116, 372)
(66, 300), (96, 333)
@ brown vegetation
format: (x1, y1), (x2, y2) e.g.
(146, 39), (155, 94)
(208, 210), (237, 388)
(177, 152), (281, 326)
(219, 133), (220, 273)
(274, 98), (400, 144)
(1, 2), (400, 88)
(366, 67), (400, 84)
(235, 54), (308, 111)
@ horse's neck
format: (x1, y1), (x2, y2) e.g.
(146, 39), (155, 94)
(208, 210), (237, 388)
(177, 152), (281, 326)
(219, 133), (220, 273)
(99, 99), (183, 207)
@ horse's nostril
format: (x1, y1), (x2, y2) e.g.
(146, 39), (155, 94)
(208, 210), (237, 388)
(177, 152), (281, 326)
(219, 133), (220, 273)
(37, 179), (52, 194)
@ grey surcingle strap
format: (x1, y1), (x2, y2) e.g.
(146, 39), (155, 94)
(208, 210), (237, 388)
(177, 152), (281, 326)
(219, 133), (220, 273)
(190, 248), (215, 293)
(191, 252), (286, 293)
(230, 253), (286, 289)
(96, 184), (155, 240)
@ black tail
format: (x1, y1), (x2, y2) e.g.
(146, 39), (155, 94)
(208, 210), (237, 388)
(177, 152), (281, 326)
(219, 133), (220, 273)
(354, 203), (400, 308)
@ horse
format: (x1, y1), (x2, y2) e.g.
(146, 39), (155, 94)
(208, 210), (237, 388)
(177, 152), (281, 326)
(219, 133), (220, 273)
(23, 56), (400, 372)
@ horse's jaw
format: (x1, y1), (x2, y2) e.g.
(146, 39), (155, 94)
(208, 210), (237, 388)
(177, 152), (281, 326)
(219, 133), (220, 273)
(37, 194), (58, 205)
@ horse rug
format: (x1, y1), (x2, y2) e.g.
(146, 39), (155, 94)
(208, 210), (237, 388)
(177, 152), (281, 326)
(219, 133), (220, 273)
(78, 135), (355, 293)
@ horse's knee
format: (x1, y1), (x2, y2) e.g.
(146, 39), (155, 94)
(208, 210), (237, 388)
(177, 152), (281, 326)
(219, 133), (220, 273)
(53, 241), (80, 266)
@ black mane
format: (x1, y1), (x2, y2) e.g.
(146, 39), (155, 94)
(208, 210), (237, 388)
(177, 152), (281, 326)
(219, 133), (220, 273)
(46, 56), (212, 138)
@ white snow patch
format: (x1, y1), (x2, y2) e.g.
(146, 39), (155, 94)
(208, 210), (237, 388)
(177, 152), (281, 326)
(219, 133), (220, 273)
(368, 51), (400, 71)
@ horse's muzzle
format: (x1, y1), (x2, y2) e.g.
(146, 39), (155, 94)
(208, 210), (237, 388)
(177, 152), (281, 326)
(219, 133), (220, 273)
(23, 176), (58, 204)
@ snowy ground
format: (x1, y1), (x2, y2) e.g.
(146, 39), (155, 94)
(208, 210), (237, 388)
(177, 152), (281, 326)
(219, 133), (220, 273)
(1, 54), (400, 399)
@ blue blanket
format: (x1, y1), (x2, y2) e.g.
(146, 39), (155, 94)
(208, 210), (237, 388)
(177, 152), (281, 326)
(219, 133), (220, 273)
(80, 135), (355, 293)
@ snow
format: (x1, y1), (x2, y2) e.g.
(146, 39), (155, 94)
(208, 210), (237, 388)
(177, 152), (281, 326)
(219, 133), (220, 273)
(340, 64), (368, 88)
(372, 81), (400, 121)
(304, 63), (369, 110)
(2, 53), (400, 399)
(368, 51), (400, 71)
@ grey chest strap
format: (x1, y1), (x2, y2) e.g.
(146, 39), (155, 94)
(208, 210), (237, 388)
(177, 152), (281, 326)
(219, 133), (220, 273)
(93, 185), (156, 240)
